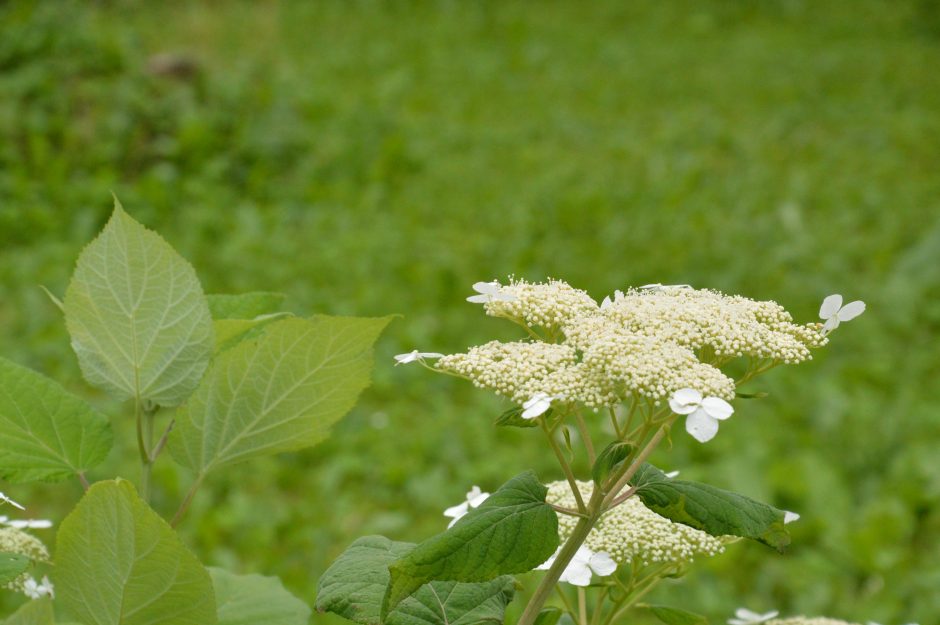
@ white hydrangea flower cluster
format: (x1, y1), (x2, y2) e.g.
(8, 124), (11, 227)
(439, 280), (826, 408)
(0, 526), (51, 596)
(483, 278), (598, 329)
(546, 481), (724, 567)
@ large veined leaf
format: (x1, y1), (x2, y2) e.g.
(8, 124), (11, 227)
(55, 480), (216, 625)
(213, 315), (290, 354)
(207, 292), (286, 320)
(382, 471), (557, 617)
(170, 315), (391, 477)
(1, 598), (54, 625)
(63, 201), (214, 407)
(210, 568), (310, 625)
(316, 536), (516, 625)
(0, 357), (112, 483)
(630, 464), (790, 551)
(0, 552), (30, 585)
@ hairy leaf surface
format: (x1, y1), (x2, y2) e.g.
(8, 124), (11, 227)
(55, 480), (216, 625)
(63, 201), (214, 407)
(0, 357), (112, 483)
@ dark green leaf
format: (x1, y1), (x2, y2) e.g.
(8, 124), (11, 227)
(630, 465), (789, 551)
(316, 536), (515, 625)
(592, 441), (634, 485)
(647, 605), (708, 625)
(735, 391), (768, 399)
(382, 471), (558, 618)
(207, 292), (286, 320)
(494, 407), (538, 428)
(0, 552), (30, 584)
(533, 607), (563, 625)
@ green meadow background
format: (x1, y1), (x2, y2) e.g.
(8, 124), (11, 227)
(1, 1), (939, 622)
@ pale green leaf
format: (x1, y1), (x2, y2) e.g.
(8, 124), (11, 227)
(630, 464), (789, 551)
(0, 552), (30, 585)
(533, 607), (564, 625)
(213, 314), (290, 354)
(170, 315), (391, 476)
(0, 357), (112, 483)
(316, 536), (515, 625)
(63, 200), (214, 407)
(207, 292), (286, 320)
(210, 568), (310, 625)
(2, 598), (54, 625)
(55, 480), (217, 625)
(382, 471), (557, 617)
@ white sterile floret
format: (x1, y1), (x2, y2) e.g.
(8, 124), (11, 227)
(669, 388), (734, 443)
(536, 545), (617, 586)
(22, 575), (54, 600)
(0, 492), (25, 510)
(393, 350), (445, 365)
(546, 481), (725, 567)
(767, 619), (861, 625)
(0, 516), (52, 529)
(784, 511), (800, 524)
(0, 527), (51, 596)
(467, 281), (517, 304)
(443, 486), (490, 528)
(522, 393), (555, 419)
(729, 609), (779, 625)
(819, 294), (865, 334)
(483, 278), (598, 328)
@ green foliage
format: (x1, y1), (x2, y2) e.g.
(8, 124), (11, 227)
(592, 441), (634, 485)
(382, 471), (558, 617)
(317, 535), (515, 625)
(210, 567), (310, 625)
(206, 292), (286, 320)
(169, 315), (391, 477)
(55, 480), (217, 625)
(0, 553), (29, 585)
(647, 605), (709, 625)
(0, 356), (112, 483)
(1, 599), (53, 625)
(63, 202), (214, 408)
(532, 607), (563, 625)
(631, 464), (789, 551)
(494, 407), (539, 429)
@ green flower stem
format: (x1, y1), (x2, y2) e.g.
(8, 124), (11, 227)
(590, 586), (609, 625)
(136, 397), (153, 502)
(577, 587), (588, 625)
(607, 407), (623, 439)
(574, 411), (596, 466)
(602, 420), (672, 509)
(554, 585), (577, 619)
(171, 474), (204, 528)
(542, 420), (587, 513)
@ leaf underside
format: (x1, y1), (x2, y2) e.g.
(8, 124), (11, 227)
(210, 567), (310, 625)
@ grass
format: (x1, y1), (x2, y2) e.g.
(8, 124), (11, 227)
(1, 1), (939, 622)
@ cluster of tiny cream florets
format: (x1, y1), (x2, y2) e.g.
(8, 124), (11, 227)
(0, 527), (50, 594)
(483, 278), (598, 329)
(601, 288), (827, 364)
(768, 619), (859, 625)
(546, 481), (724, 567)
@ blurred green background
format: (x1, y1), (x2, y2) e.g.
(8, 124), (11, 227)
(1, 1), (939, 623)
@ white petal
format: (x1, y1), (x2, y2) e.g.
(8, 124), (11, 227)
(536, 548), (560, 570)
(588, 551), (617, 576)
(393, 351), (419, 365)
(819, 294), (843, 319)
(728, 620), (748, 625)
(701, 396), (734, 420)
(665, 470), (680, 478)
(600, 296), (611, 310)
(822, 316), (840, 333)
(419, 352), (445, 359)
(468, 492), (490, 508)
(760, 612), (780, 621)
(472, 281), (499, 295)
(521, 394), (553, 419)
(669, 388), (702, 414)
(837, 300), (865, 322)
(639, 283), (662, 290)
(784, 511), (800, 524)
(466, 294), (491, 303)
(561, 561), (592, 586)
(443, 502), (469, 518)
(685, 409), (719, 443)
(735, 609), (763, 620)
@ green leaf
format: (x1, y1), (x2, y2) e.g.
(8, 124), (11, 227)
(2, 598), (54, 625)
(0, 552), (30, 584)
(63, 200), (214, 407)
(533, 607), (564, 625)
(55, 479), (217, 625)
(382, 471), (557, 618)
(210, 568), (310, 625)
(0, 357), (113, 483)
(630, 464), (789, 551)
(170, 315), (391, 477)
(213, 314), (290, 354)
(207, 292), (286, 320)
(647, 605), (709, 625)
(592, 441), (634, 485)
(316, 536), (515, 625)
(735, 391), (768, 399)
(494, 407), (538, 428)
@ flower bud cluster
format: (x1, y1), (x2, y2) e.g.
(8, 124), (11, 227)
(483, 278), (598, 329)
(0, 526), (51, 595)
(546, 481), (724, 567)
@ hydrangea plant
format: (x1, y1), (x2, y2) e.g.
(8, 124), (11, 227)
(316, 278), (901, 625)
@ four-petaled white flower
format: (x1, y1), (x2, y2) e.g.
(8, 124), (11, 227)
(784, 511), (800, 524)
(521, 393), (555, 419)
(639, 283), (692, 291)
(728, 608), (779, 625)
(23, 575), (54, 600)
(443, 486), (490, 528)
(393, 350), (445, 366)
(467, 281), (517, 304)
(0, 516), (52, 529)
(819, 294), (865, 334)
(0, 492), (24, 510)
(669, 388), (734, 443)
(536, 546), (617, 587)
